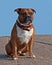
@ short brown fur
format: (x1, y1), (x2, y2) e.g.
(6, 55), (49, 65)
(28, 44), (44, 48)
(5, 8), (36, 59)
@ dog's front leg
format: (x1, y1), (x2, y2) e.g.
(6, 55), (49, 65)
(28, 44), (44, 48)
(28, 38), (36, 58)
(12, 41), (18, 60)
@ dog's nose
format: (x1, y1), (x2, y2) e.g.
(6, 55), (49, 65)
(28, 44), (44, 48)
(24, 16), (32, 23)
(26, 16), (31, 20)
(27, 16), (31, 19)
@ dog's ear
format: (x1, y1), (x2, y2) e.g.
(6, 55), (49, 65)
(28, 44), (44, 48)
(31, 9), (36, 13)
(14, 8), (21, 14)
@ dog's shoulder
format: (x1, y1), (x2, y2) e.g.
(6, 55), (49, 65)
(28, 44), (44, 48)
(11, 23), (17, 37)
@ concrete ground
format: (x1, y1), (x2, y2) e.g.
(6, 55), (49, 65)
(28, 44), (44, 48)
(0, 35), (52, 65)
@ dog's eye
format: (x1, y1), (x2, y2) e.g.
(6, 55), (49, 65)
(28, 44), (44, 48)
(22, 13), (26, 17)
(30, 13), (33, 16)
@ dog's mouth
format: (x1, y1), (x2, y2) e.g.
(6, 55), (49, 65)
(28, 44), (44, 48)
(23, 16), (33, 25)
(24, 20), (32, 25)
(17, 19), (32, 27)
(17, 16), (33, 26)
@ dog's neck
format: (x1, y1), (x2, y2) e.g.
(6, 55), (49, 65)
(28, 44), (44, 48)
(16, 19), (33, 31)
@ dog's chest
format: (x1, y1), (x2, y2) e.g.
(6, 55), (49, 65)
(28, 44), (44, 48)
(16, 25), (33, 44)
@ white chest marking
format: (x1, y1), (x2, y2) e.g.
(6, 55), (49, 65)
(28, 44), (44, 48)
(16, 25), (33, 44)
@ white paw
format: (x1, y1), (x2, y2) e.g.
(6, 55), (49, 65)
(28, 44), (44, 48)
(22, 53), (26, 56)
(32, 55), (36, 58)
(18, 51), (22, 54)
(13, 58), (18, 60)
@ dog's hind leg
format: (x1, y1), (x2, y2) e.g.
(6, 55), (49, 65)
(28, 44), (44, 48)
(5, 41), (12, 56)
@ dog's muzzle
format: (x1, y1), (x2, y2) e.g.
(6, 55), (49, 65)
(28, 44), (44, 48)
(24, 16), (33, 23)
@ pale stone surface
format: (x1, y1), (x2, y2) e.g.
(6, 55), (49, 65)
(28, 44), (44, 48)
(0, 35), (52, 65)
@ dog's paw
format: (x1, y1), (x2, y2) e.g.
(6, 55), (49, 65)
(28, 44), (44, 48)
(13, 57), (18, 60)
(30, 54), (36, 58)
(18, 51), (26, 56)
(32, 55), (36, 58)
(22, 53), (26, 56)
(13, 55), (18, 60)
(18, 51), (22, 54)
(20, 53), (26, 56)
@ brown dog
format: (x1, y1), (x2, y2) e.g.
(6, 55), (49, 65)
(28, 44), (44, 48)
(5, 8), (36, 60)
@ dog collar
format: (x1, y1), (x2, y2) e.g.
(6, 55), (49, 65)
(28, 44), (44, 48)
(16, 19), (33, 31)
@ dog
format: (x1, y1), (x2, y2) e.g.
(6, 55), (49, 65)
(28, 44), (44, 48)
(5, 8), (36, 60)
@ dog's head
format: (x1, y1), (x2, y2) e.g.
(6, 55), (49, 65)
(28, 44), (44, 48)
(14, 8), (36, 25)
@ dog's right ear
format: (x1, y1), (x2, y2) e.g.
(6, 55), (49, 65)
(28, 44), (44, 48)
(31, 9), (36, 13)
(14, 8), (21, 14)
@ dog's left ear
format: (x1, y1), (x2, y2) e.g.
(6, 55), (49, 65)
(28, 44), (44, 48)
(31, 9), (36, 13)
(14, 8), (21, 14)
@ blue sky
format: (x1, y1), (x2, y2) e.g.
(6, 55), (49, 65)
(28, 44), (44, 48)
(0, 0), (52, 36)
